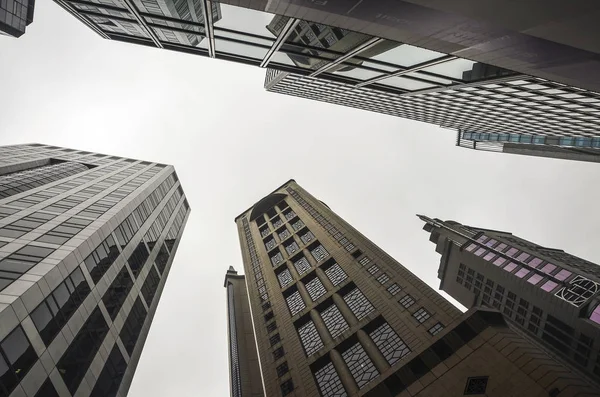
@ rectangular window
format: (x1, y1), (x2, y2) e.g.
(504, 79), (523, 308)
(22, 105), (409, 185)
(399, 294), (415, 308)
(342, 342), (379, 388)
(83, 235), (120, 283)
(314, 362), (346, 397)
(324, 262), (347, 286)
(285, 289), (306, 316)
(297, 320), (324, 356)
(119, 297), (148, 355)
(320, 304), (349, 339)
(90, 344), (127, 397)
(367, 265), (380, 275)
(141, 265), (161, 307)
(0, 326), (38, 397)
(102, 266), (134, 320)
(387, 283), (401, 296)
(428, 322), (444, 336)
(369, 322), (410, 365)
(277, 268), (294, 289)
(127, 242), (150, 278)
(305, 277), (327, 301)
(343, 288), (375, 320)
(293, 256), (312, 275)
(413, 308), (431, 323)
(376, 273), (390, 284)
(310, 244), (329, 262)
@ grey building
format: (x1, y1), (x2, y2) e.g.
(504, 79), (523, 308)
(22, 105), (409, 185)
(227, 180), (599, 397)
(56, 0), (600, 164)
(0, 0), (35, 37)
(0, 143), (189, 397)
(420, 215), (600, 387)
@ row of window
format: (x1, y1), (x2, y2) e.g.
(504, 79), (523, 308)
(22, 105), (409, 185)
(0, 326), (38, 397)
(462, 131), (600, 148)
(0, 244), (55, 291)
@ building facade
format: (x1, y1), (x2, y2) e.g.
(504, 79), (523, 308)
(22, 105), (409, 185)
(224, 266), (264, 397)
(0, 0), (35, 37)
(0, 143), (189, 397)
(420, 215), (600, 387)
(55, 0), (600, 163)
(230, 180), (599, 397)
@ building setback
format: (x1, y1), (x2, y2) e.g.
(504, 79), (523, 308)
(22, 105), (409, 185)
(420, 215), (600, 387)
(55, 0), (600, 164)
(0, 143), (189, 397)
(0, 0), (35, 37)
(228, 179), (599, 397)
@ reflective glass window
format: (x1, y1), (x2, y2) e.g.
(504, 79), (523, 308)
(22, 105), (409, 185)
(421, 59), (476, 79)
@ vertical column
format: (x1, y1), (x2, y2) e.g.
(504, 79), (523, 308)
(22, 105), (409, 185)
(310, 309), (333, 346)
(357, 329), (389, 373)
(330, 349), (357, 395)
(332, 294), (357, 327)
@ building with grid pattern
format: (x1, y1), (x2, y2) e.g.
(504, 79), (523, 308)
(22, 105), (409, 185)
(55, 0), (600, 163)
(420, 215), (600, 388)
(0, 0), (35, 37)
(228, 180), (599, 397)
(0, 143), (189, 397)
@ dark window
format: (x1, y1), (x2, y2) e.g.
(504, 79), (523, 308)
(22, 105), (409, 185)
(0, 326), (38, 396)
(464, 376), (488, 395)
(102, 266), (134, 320)
(264, 311), (274, 322)
(57, 308), (110, 394)
(270, 333), (281, 346)
(127, 242), (150, 278)
(273, 347), (285, 360)
(34, 378), (60, 397)
(280, 379), (294, 396)
(84, 235), (120, 283)
(141, 266), (161, 307)
(266, 322), (277, 334)
(119, 297), (148, 356)
(155, 243), (170, 274)
(90, 344), (127, 397)
(276, 362), (289, 377)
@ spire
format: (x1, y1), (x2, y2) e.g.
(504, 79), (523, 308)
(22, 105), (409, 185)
(227, 266), (237, 274)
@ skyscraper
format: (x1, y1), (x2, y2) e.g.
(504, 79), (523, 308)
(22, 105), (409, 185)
(0, 143), (189, 397)
(229, 179), (599, 397)
(1, 0), (35, 37)
(419, 215), (600, 386)
(56, 0), (600, 164)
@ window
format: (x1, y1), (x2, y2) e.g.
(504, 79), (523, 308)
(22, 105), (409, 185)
(280, 379), (294, 396)
(320, 304), (349, 339)
(83, 235), (120, 283)
(367, 265), (380, 275)
(36, 216), (92, 245)
(57, 308), (110, 393)
(276, 362), (289, 377)
(265, 238), (276, 251)
(387, 283), (401, 296)
(270, 333), (281, 346)
(34, 378), (60, 397)
(297, 320), (324, 356)
(343, 288), (375, 320)
(555, 276), (600, 306)
(264, 311), (274, 322)
(277, 268), (294, 288)
(359, 256), (371, 266)
(102, 266), (134, 319)
(0, 326), (38, 396)
(376, 273), (390, 284)
(314, 362), (346, 397)
(285, 290), (306, 316)
(399, 294), (415, 309)
(293, 256), (312, 275)
(342, 342), (379, 388)
(464, 376), (488, 395)
(119, 297), (148, 355)
(413, 308), (431, 323)
(128, 241), (150, 278)
(369, 322), (410, 365)
(31, 267), (91, 346)
(305, 277), (327, 301)
(90, 344), (127, 397)
(273, 347), (285, 360)
(0, 245), (55, 291)
(428, 322), (444, 336)
(141, 266), (161, 306)
(300, 229), (315, 244)
(266, 322), (277, 334)
(310, 244), (329, 262)
(270, 251), (284, 267)
(324, 262), (347, 286)
(155, 243), (170, 274)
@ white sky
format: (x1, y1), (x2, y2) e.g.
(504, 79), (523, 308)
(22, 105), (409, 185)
(2, 2), (600, 396)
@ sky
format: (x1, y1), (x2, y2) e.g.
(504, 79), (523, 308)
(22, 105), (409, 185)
(2, 2), (600, 396)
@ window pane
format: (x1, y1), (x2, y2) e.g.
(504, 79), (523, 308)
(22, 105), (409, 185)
(215, 38), (269, 60)
(368, 42), (444, 68)
(422, 58), (476, 79)
(377, 76), (436, 91)
(215, 4), (278, 39)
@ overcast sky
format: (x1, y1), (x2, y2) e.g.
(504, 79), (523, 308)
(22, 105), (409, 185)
(2, 2), (600, 396)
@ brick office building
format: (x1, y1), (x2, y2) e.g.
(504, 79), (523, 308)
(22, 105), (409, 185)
(0, 143), (189, 397)
(226, 180), (599, 397)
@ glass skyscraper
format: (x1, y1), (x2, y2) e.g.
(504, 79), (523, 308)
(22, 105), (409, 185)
(0, 143), (189, 397)
(420, 215), (600, 387)
(55, 0), (600, 163)
(0, 0), (35, 37)
(226, 180), (599, 397)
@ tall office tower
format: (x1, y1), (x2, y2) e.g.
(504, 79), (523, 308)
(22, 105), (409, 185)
(224, 266), (264, 397)
(419, 215), (600, 387)
(230, 179), (599, 397)
(0, 143), (189, 397)
(56, 0), (600, 164)
(0, 0), (35, 37)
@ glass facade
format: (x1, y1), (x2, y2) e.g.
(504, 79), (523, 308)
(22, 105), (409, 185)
(0, 0), (34, 37)
(0, 144), (189, 397)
